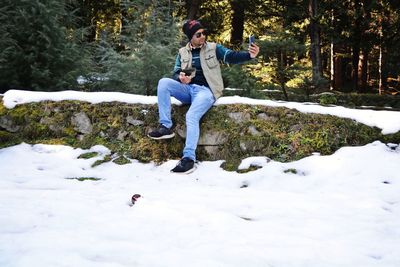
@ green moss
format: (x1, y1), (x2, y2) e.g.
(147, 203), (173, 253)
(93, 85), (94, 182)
(284, 168), (298, 174)
(78, 152), (99, 159)
(22, 123), (52, 140)
(35, 138), (70, 146)
(220, 160), (241, 172)
(113, 156), (131, 165)
(202, 104), (385, 170)
(237, 165), (262, 173)
(63, 127), (76, 136)
(129, 137), (183, 163)
(0, 130), (19, 147)
(92, 155), (112, 167)
(0, 99), (397, 170)
(0, 103), (7, 115)
(381, 131), (400, 144)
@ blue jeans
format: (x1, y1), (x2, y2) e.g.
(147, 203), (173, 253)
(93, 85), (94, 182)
(157, 78), (215, 161)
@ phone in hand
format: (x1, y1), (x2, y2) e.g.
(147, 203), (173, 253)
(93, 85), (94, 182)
(249, 35), (255, 46)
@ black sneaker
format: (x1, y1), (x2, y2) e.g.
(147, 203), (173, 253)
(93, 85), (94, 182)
(148, 124), (175, 140)
(171, 157), (196, 174)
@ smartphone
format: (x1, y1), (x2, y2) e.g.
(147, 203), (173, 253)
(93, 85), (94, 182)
(249, 35), (255, 46)
(182, 68), (195, 76)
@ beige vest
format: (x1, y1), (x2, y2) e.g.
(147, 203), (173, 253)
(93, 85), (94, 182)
(179, 42), (224, 99)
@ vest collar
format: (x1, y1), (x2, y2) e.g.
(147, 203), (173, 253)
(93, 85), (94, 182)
(185, 41), (207, 51)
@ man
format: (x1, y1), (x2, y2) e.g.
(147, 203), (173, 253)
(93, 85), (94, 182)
(148, 20), (259, 174)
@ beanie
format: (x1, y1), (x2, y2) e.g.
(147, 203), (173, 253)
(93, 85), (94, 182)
(182, 20), (204, 40)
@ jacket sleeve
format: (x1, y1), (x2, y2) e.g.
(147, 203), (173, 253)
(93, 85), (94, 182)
(215, 44), (252, 64)
(172, 54), (181, 81)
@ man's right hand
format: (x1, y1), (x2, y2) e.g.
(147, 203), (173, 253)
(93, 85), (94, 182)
(179, 72), (191, 84)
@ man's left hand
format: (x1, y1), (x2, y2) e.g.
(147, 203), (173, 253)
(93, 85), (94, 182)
(179, 72), (191, 84)
(249, 43), (260, 58)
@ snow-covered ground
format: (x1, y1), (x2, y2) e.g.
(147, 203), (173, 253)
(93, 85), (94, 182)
(1, 142), (399, 267)
(1, 90), (400, 267)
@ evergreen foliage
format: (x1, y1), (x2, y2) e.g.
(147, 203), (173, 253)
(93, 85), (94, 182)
(0, 0), (90, 92)
(0, 0), (399, 100)
(258, 33), (307, 100)
(222, 65), (263, 98)
(86, 0), (180, 95)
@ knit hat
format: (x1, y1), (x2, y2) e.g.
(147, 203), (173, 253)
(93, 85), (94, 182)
(182, 20), (205, 40)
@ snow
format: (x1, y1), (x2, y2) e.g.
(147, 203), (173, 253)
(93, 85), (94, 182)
(0, 141), (399, 267)
(237, 156), (270, 170)
(3, 89), (400, 134)
(1, 90), (400, 266)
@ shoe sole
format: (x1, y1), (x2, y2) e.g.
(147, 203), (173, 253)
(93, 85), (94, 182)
(147, 133), (175, 140)
(171, 165), (197, 174)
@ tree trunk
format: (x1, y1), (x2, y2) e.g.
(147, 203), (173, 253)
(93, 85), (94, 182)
(359, 49), (369, 93)
(278, 50), (289, 100)
(358, 0), (372, 93)
(230, 0), (246, 48)
(377, 2), (388, 95)
(351, 0), (363, 92)
(334, 52), (344, 91)
(330, 41), (335, 90)
(352, 45), (360, 92)
(308, 0), (323, 84)
(186, 0), (202, 19)
(330, 9), (335, 90)
(379, 45), (388, 94)
(145, 78), (151, 96)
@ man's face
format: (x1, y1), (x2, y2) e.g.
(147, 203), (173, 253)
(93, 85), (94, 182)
(191, 29), (206, 47)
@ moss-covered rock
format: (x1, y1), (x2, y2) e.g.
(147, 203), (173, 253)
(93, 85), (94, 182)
(261, 90), (400, 110)
(0, 99), (398, 170)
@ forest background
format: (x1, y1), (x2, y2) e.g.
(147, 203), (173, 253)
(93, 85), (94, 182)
(1, 0), (399, 104)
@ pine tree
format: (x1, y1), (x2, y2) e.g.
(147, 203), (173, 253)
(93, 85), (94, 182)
(259, 32), (306, 100)
(93, 0), (180, 95)
(0, 0), (90, 92)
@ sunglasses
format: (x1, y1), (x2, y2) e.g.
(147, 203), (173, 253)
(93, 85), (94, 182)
(194, 31), (207, 38)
